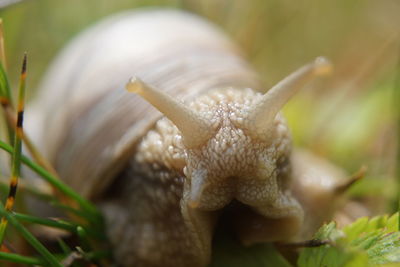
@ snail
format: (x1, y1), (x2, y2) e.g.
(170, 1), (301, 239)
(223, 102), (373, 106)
(26, 9), (350, 267)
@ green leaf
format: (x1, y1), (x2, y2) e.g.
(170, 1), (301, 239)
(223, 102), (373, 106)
(298, 213), (400, 267)
(343, 213), (400, 265)
(297, 222), (367, 267)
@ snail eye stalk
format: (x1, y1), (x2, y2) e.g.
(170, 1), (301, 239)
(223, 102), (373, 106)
(126, 76), (213, 148)
(245, 57), (332, 140)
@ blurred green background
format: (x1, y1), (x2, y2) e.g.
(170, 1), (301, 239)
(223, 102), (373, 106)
(0, 0), (399, 212)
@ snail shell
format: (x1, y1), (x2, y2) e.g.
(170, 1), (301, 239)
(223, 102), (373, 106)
(29, 9), (261, 200)
(27, 9), (346, 267)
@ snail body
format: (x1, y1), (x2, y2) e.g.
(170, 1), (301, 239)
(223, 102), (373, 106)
(27, 9), (347, 267)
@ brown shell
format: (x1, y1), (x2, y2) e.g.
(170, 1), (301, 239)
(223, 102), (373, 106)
(27, 9), (262, 199)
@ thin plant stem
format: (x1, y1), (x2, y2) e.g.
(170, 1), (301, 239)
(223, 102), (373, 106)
(0, 54), (26, 245)
(0, 26), (59, 183)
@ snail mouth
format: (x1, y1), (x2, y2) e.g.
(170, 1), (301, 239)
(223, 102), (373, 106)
(214, 200), (255, 238)
(215, 200), (302, 245)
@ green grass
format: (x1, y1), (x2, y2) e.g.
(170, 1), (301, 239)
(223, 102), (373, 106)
(0, 28), (109, 266)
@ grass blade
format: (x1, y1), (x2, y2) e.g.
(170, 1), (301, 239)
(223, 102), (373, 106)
(14, 213), (77, 233)
(0, 251), (46, 265)
(13, 212), (104, 239)
(0, 54), (26, 245)
(0, 202), (62, 267)
(0, 176), (54, 202)
(0, 62), (11, 105)
(0, 60), (14, 143)
(0, 25), (62, 182)
(76, 226), (91, 252)
(0, 19), (7, 70)
(0, 19), (11, 106)
(0, 140), (101, 220)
